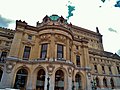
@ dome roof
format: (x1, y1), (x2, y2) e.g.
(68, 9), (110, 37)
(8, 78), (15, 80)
(49, 14), (60, 21)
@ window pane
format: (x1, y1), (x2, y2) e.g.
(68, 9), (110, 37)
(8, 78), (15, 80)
(117, 66), (120, 74)
(75, 74), (82, 89)
(23, 46), (31, 60)
(28, 35), (32, 40)
(57, 53), (63, 59)
(0, 52), (7, 61)
(42, 44), (47, 51)
(57, 45), (63, 51)
(41, 52), (47, 59)
(57, 44), (63, 59)
(1, 52), (7, 57)
(40, 44), (47, 59)
(76, 55), (80, 66)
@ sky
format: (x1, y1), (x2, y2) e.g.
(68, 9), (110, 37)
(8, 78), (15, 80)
(0, 0), (120, 55)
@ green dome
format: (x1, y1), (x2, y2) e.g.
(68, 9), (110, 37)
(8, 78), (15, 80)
(49, 14), (60, 21)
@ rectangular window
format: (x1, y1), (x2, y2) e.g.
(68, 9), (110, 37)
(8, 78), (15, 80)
(109, 66), (112, 74)
(28, 35), (32, 40)
(23, 46), (31, 60)
(57, 44), (63, 59)
(0, 52), (7, 61)
(94, 65), (98, 73)
(76, 55), (80, 66)
(76, 46), (79, 50)
(40, 44), (47, 59)
(117, 66), (120, 74)
(102, 66), (105, 74)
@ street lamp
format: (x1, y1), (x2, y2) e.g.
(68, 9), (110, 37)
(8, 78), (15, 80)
(72, 80), (75, 90)
(91, 78), (97, 90)
(47, 77), (50, 90)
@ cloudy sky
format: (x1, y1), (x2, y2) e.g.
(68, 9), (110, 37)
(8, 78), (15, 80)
(0, 0), (120, 55)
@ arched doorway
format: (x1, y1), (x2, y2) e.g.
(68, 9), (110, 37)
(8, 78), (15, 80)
(36, 69), (45, 90)
(110, 78), (114, 89)
(55, 70), (64, 90)
(75, 74), (82, 90)
(96, 77), (99, 87)
(103, 78), (107, 88)
(0, 69), (3, 81)
(14, 69), (28, 89)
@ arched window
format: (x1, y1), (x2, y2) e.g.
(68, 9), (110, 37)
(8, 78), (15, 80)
(75, 74), (82, 90)
(103, 78), (107, 87)
(14, 69), (28, 89)
(55, 70), (64, 90)
(96, 77), (99, 87)
(0, 69), (3, 81)
(110, 78), (114, 89)
(36, 69), (45, 90)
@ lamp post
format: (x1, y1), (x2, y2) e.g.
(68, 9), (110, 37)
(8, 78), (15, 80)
(72, 80), (75, 90)
(47, 77), (50, 90)
(91, 78), (97, 90)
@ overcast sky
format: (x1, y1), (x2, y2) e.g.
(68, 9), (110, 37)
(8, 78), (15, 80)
(0, 0), (120, 55)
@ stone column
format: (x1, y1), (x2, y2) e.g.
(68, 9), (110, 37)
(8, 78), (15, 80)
(9, 21), (27, 58)
(26, 73), (33, 90)
(67, 76), (72, 90)
(81, 38), (89, 68)
(86, 72), (91, 90)
(31, 36), (39, 59)
(44, 72), (50, 90)
(107, 77), (111, 89)
(49, 73), (55, 90)
(99, 76), (104, 89)
(66, 39), (70, 61)
(50, 34), (55, 60)
(9, 31), (23, 58)
(0, 64), (14, 88)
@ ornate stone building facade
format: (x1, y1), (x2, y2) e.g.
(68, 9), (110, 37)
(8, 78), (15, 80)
(0, 14), (120, 90)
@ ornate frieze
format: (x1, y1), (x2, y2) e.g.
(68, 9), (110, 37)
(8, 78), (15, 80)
(39, 34), (51, 42)
(22, 40), (35, 46)
(54, 34), (66, 44)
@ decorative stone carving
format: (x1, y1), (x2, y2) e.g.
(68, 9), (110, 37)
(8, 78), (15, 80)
(55, 34), (66, 44)
(67, 67), (72, 77)
(47, 64), (55, 76)
(6, 63), (15, 73)
(39, 34), (51, 42)
(22, 40), (35, 46)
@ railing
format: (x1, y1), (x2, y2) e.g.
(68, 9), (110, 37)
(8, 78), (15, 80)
(7, 56), (74, 65)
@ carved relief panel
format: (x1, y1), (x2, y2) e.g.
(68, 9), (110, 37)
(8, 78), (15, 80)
(39, 34), (51, 43)
(54, 34), (66, 44)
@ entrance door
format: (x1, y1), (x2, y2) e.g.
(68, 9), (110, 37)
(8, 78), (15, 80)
(55, 70), (64, 90)
(14, 69), (28, 90)
(36, 69), (45, 90)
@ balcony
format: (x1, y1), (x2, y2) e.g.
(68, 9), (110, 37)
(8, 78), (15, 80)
(6, 56), (74, 66)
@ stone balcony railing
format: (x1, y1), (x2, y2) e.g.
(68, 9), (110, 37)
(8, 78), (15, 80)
(6, 56), (91, 71)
